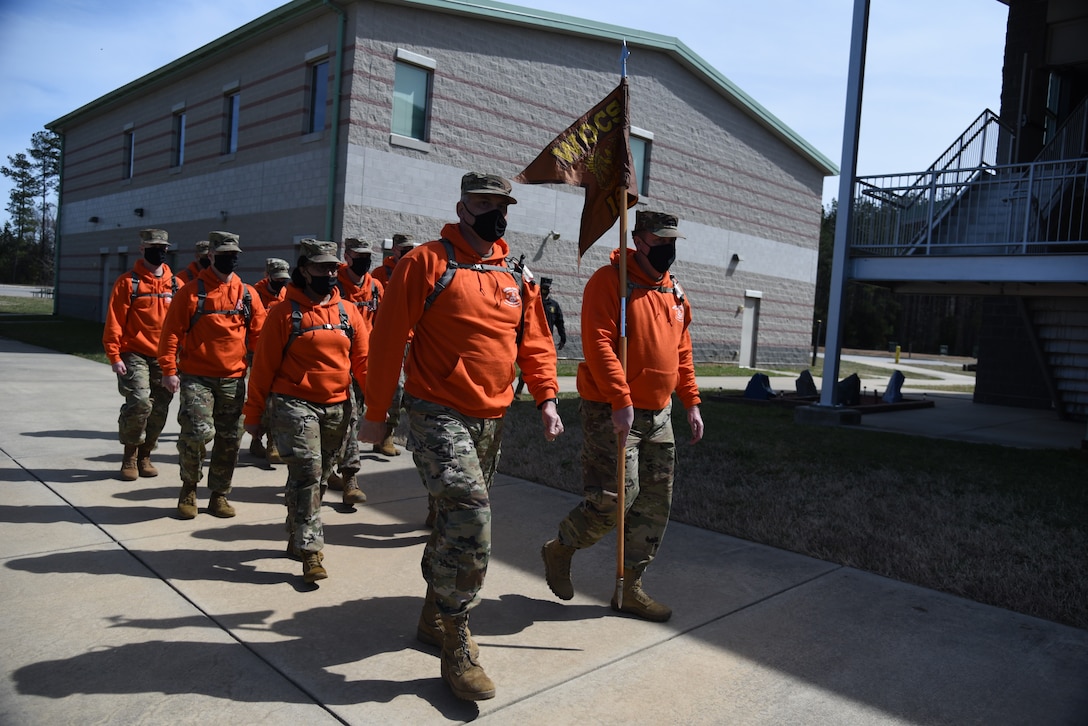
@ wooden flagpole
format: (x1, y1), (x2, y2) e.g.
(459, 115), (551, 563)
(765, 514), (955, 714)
(614, 41), (631, 609)
(614, 186), (629, 608)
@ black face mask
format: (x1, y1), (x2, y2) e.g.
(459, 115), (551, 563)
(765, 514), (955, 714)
(143, 247), (167, 266)
(350, 255), (371, 275)
(213, 254), (239, 275)
(469, 208), (507, 243)
(199, 256), (212, 269)
(269, 280), (286, 294)
(645, 242), (676, 275)
(308, 275), (335, 297)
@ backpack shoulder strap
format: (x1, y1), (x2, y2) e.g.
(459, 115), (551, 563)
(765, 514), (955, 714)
(282, 300), (354, 355)
(187, 279), (208, 331)
(424, 238), (459, 311)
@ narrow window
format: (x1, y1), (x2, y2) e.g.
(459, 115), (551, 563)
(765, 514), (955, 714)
(224, 93), (240, 155)
(630, 127), (653, 196)
(308, 60), (330, 134)
(122, 129), (135, 180)
(172, 112), (186, 167)
(392, 60), (432, 141)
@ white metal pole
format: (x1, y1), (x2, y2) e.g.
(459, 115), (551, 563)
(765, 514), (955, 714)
(819, 0), (870, 407)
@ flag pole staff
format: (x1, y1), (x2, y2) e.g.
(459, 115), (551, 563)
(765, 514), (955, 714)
(614, 40), (630, 608)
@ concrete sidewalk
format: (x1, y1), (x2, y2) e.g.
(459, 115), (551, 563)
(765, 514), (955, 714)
(1, 338), (1086, 725)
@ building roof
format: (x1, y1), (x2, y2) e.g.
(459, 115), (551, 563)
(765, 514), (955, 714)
(47, 0), (838, 176)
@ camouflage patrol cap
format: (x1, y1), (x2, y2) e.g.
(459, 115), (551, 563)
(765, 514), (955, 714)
(392, 233), (418, 249)
(195, 240), (211, 253)
(208, 231), (242, 253)
(138, 228), (170, 246)
(461, 171), (518, 204)
(265, 257), (291, 280)
(634, 211), (685, 239)
(540, 277), (553, 287)
(299, 239), (339, 264)
(343, 238), (370, 253)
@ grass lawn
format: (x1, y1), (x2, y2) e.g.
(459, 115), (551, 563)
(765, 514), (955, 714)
(0, 296), (109, 365)
(499, 396), (1087, 631)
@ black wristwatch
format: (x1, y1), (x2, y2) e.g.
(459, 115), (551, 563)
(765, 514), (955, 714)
(537, 396), (559, 410)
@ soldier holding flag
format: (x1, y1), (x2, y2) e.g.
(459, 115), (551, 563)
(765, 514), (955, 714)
(540, 210), (703, 622)
(516, 68), (704, 621)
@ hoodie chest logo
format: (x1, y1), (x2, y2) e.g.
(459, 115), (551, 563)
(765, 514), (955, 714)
(502, 286), (522, 308)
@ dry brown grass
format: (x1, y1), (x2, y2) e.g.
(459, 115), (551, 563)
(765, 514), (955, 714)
(500, 397), (1088, 630)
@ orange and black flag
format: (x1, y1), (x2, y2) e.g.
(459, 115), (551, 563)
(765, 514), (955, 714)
(515, 78), (639, 258)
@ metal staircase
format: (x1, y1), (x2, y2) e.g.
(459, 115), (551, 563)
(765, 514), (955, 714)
(1027, 297), (1088, 419)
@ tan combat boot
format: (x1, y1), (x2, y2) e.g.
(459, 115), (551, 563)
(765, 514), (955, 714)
(417, 586), (478, 658)
(120, 445), (139, 481)
(439, 614), (494, 701)
(177, 483), (198, 519)
(541, 539), (576, 600)
(208, 491), (236, 518)
(374, 424), (400, 456)
(611, 569), (672, 622)
(266, 436), (282, 464)
(303, 551), (327, 583)
(342, 475), (367, 505)
(325, 471), (344, 491)
(136, 442), (158, 477)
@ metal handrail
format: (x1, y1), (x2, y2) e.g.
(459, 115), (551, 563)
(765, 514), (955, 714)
(1036, 96), (1088, 163)
(850, 158), (1088, 256)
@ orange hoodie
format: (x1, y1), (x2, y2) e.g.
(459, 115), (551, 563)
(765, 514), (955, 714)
(253, 277), (287, 310)
(243, 284), (368, 427)
(577, 248), (700, 411)
(158, 267), (267, 378)
(336, 264), (383, 332)
(102, 259), (177, 363)
(175, 260), (204, 285)
(364, 223), (558, 420)
(372, 255), (397, 287)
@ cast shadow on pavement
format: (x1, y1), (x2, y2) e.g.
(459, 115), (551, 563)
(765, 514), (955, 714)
(10, 593), (601, 719)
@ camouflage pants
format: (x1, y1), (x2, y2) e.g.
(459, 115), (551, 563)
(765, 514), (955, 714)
(336, 380), (363, 475)
(269, 394), (350, 555)
(406, 394), (502, 617)
(557, 399), (675, 576)
(115, 351), (173, 447)
(176, 374), (245, 492)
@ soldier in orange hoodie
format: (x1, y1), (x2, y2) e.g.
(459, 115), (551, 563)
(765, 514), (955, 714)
(174, 239), (210, 284)
(324, 236), (383, 505)
(360, 171), (563, 702)
(369, 232), (417, 457)
(158, 231), (267, 520)
(247, 257), (291, 462)
(541, 210), (704, 623)
(102, 228), (178, 481)
(253, 257), (290, 310)
(245, 239), (368, 584)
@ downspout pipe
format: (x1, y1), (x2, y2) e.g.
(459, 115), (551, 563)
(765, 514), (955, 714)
(323, 0), (347, 241)
(52, 133), (65, 316)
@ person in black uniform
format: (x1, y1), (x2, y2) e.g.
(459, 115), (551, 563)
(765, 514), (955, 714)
(515, 276), (565, 397)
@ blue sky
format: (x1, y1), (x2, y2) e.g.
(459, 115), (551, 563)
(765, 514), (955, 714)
(0, 0), (1008, 213)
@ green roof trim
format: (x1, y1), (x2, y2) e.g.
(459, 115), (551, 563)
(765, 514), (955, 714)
(48, 0), (837, 175)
